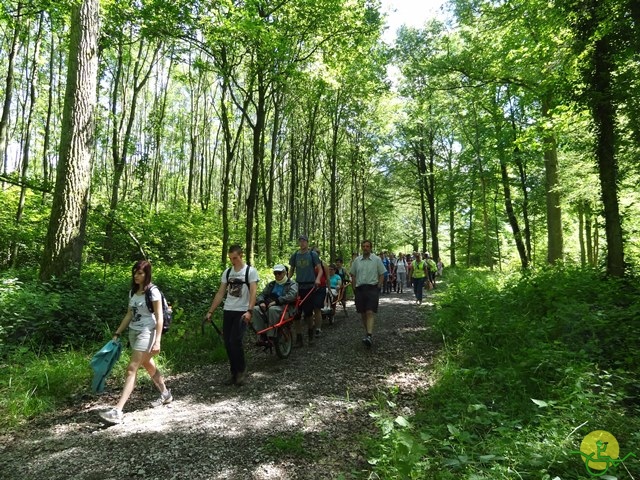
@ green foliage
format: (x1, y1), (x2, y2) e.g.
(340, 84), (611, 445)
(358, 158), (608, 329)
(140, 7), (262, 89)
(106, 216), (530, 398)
(263, 432), (311, 458)
(85, 203), (224, 268)
(0, 187), (51, 268)
(366, 267), (640, 479)
(0, 347), (90, 429)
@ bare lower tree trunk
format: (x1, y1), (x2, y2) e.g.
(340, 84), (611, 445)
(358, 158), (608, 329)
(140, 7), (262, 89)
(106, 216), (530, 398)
(42, 20), (57, 190)
(12, 13), (43, 266)
(578, 203), (586, 266)
(585, 200), (594, 266)
(0, 2), (22, 177)
(40, 0), (99, 280)
(592, 35), (624, 277)
(541, 98), (564, 265)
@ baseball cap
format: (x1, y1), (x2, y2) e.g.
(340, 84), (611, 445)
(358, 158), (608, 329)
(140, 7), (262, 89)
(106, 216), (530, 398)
(298, 235), (308, 241)
(273, 264), (287, 273)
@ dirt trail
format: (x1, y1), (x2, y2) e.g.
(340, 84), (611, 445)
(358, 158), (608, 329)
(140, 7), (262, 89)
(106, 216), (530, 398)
(0, 289), (439, 480)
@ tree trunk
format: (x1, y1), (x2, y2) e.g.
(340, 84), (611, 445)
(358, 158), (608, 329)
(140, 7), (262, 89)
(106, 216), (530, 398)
(499, 155), (528, 269)
(42, 21), (56, 191)
(426, 137), (439, 259)
(541, 98), (564, 265)
(40, 0), (99, 280)
(12, 13), (43, 266)
(592, 35), (625, 277)
(151, 53), (174, 211)
(0, 2), (22, 177)
(415, 139), (429, 252)
(104, 39), (160, 262)
(445, 142), (457, 267)
(466, 180), (475, 267)
(577, 202), (586, 266)
(585, 200), (594, 266)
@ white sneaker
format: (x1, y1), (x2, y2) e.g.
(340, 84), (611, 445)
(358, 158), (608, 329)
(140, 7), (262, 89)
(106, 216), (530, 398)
(150, 389), (173, 408)
(99, 408), (123, 424)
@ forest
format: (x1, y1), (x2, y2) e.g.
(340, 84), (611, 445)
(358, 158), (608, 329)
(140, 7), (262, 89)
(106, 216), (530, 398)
(1, 0), (639, 478)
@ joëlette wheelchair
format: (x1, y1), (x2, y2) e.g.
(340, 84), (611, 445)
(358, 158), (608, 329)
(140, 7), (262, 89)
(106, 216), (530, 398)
(252, 287), (316, 359)
(320, 283), (348, 325)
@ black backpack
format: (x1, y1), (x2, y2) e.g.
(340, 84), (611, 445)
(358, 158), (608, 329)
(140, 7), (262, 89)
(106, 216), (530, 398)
(224, 265), (251, 286)
(144, 284), (172, 334)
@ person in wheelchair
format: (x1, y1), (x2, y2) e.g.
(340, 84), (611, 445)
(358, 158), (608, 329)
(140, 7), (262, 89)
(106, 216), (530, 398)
(253, 264), (298, 342)
(334, 257), (350, 307)
(323, 264), (343, 314)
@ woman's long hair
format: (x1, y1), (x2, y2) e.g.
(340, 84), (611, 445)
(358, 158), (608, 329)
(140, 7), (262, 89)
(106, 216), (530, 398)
(130, 260), (152, 295)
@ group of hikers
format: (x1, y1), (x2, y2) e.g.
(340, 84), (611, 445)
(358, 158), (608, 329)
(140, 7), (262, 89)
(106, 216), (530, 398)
(98, 236), (442, 425)
(378, 251), (444, 305)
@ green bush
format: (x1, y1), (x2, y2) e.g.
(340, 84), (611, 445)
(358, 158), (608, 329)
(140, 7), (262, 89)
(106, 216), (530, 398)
(366, 267), (640, 479)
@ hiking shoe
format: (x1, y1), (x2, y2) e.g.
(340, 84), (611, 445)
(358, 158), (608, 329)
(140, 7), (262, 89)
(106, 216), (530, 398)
(99, 408), (123, 424)
(315, 328), (322, 337)
(235, 371), (246, 387)
(150, 389), (173, 408)
(362, 335), (373, 348)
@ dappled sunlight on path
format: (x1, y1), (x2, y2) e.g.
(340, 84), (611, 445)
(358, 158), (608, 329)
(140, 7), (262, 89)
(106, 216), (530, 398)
(0, 288), (441, 480)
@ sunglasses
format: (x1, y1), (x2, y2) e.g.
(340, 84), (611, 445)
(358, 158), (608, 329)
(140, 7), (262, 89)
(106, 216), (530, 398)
(273, 270), (285, 275)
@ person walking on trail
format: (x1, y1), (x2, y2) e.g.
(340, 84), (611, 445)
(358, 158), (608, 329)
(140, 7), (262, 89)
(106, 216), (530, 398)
(204, 244), (258, 387)
(99, 260), (172, 425)
(289, 235), (323, 347)
(253, 264), (298, 343)
(410, 252), (429, 305)
(395, 253), (407, 294)
(437, 257), (444, 277)
(311, 246), (331, 336)
(425, 253), (438, 288)
(349, 239), (386, 348)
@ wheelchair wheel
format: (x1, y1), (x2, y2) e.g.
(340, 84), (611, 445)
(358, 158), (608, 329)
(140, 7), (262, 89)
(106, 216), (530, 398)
(275, 324), (293, 359)
(325, 312), (335, 325)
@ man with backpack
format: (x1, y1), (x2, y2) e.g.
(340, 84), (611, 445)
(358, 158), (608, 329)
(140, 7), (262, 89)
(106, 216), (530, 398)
(204, 244), (258, 387)
(289, 235), (324, 347)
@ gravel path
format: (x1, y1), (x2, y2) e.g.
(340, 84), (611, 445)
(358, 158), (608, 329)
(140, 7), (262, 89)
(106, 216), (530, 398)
(0, 289), (439, 480)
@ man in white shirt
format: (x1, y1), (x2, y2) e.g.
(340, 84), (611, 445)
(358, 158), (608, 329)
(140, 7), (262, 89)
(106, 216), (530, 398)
(349, 240), (386, 348)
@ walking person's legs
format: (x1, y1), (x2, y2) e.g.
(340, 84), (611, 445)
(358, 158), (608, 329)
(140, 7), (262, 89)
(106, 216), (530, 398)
(223, 310), (247, 384)
(414, 277), (425, 304)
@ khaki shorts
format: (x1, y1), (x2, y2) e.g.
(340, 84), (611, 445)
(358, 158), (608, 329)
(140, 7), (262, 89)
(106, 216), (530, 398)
(129, 328), (156, 352)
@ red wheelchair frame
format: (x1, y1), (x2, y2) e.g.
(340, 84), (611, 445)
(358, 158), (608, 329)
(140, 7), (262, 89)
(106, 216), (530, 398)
(320, 283), (348, 325)
(253, 287), (316, 359)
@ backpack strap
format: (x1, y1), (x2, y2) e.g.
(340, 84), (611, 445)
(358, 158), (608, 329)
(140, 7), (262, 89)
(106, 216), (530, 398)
(144, 284), (157, 313)
(224, 265), (251, 285)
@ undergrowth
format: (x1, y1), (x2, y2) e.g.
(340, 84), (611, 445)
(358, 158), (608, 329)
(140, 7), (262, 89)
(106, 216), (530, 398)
(365, 266), (640, 479)
(0, 263), (266, 429)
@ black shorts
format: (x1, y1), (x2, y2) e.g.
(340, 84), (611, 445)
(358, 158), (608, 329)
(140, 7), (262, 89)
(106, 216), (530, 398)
(298, 286), (325, 316)
(354, 284), (380, 313)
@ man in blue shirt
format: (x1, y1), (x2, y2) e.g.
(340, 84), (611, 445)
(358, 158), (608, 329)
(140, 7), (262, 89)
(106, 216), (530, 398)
(289, 235), (323, 347)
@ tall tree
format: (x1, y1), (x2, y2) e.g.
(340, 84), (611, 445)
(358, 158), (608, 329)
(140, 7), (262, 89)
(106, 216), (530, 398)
(0, 2), (22, 177)
(560, 0), (632, 276)
(40, 0), (99, 280)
